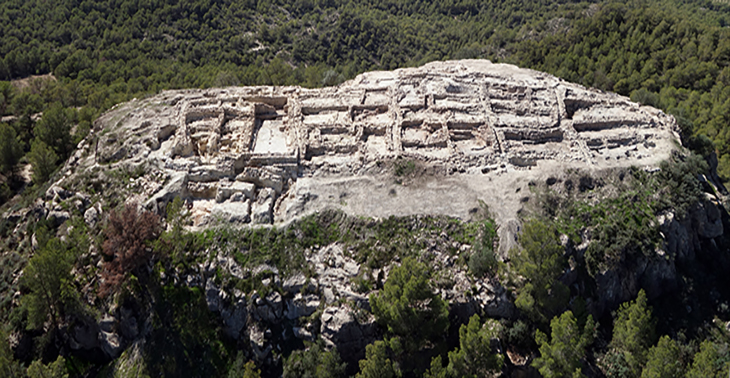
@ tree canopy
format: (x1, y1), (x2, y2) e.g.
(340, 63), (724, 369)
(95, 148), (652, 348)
(609, 290), (656, 377)
(370, 257), (449, 350)
(20, 238), (77, 329)
(510, 218), (570, 323)
(446, 314), (503, 378)
(533, 310), (595, 378)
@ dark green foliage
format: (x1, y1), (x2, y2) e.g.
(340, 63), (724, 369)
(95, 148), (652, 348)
(33, 103), (72, 159)
(27, 139), (58, 184)
(370, 257), (449, 350)
(355, 340), (401, 378)
(169, 211), (483, 291)
(145, 285), (230, 378)
(582, 186), (660, 276)
(686, 340), (730, 378)
(26, 355), (68, 378)
(467, 218), (498, 278)
(603, 290), (655, 378)
(423, 355), (447, 378)
(533, 310), (595, 378)
(537, 155), (707, 276)
(283, 341), (346, 378)
(446, 315), (503, 378)
(158, 196), (189, 262)
(630, 88), (661, 108)
(20, 238), (77, 329)
(656, 153), (708, 217)
(0, 123), (22, 174)
(640, 336), (684, 378)
(72, 106), (95, 145)
(228, 353), (261, 378)
(601, 348), (632, 378)
(505, 320), (533, 350)
(0, 328), (23, 377)
(510, 219), (569, 324)
(0, 82), (13, 116)
(393, 159), (416, 177)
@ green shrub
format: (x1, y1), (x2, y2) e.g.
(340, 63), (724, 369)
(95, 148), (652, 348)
(393, 159), (416, 177)
(468, 219), (498, 278)
(33, 103), (73, 159)
(446, 315), (503, 378)
(641, 336), (684, 378)
(355, 341), (401, 378)
(686, 340), (730, 378)
(533, 310), (595, 378)
(0, 123), (22, 174)
(510, 219), (569, 324)
(26, 356), (68, 378)
(228, 353), (261, 378)
(28, 139), (58, 184)
(21, 238), (78, 329)
(505, 320), (533, 350)
(145, 285), (230, 378)
(370, 257), (449, 351)
(283, 341), (346, 378)
(0, 328), (23, 377)
(656, 153), (708, 217)
(604, 290), (655, 378)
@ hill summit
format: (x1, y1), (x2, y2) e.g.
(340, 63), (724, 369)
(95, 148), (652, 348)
(60, 60), (678, 234)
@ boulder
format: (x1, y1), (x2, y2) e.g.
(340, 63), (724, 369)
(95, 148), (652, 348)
(236, 167), (285, 194)
(221, 294), (247, 340)
(216, 180), (255, 203)
(252, 188), (275, 224)
(253, 291), (283, 322)
(84, 206), (99, 227)
(205, 279), (221, 312)
(248, 323), (271, 361)
(145, 172), (188, 214)
(209, 200), (251, 224)
(119, 307), (139, 340)
(97, 134), (128, 164)
(45, 185), (72, 202)
(46, 210), (70, 227)
(99, 330), (123, 359)
(69, 320), (100, 351)
(285, 293), (320, 320)
(694, 199), (723, 239)
(320, 305), (377, 365)
(282, 273), (307, 294)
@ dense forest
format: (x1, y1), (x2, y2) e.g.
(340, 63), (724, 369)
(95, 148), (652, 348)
(2, 0), (730, 377)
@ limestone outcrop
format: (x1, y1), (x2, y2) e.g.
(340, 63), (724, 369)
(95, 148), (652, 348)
(53, 60), (678, 235)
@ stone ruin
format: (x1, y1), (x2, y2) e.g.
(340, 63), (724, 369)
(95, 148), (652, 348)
(82, 60), (679, 227)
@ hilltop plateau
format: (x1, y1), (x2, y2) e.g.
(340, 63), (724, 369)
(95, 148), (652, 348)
(62, 60), (678, 248)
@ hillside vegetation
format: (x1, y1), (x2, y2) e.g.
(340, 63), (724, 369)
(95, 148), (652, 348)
(2, 0), (730, 377)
